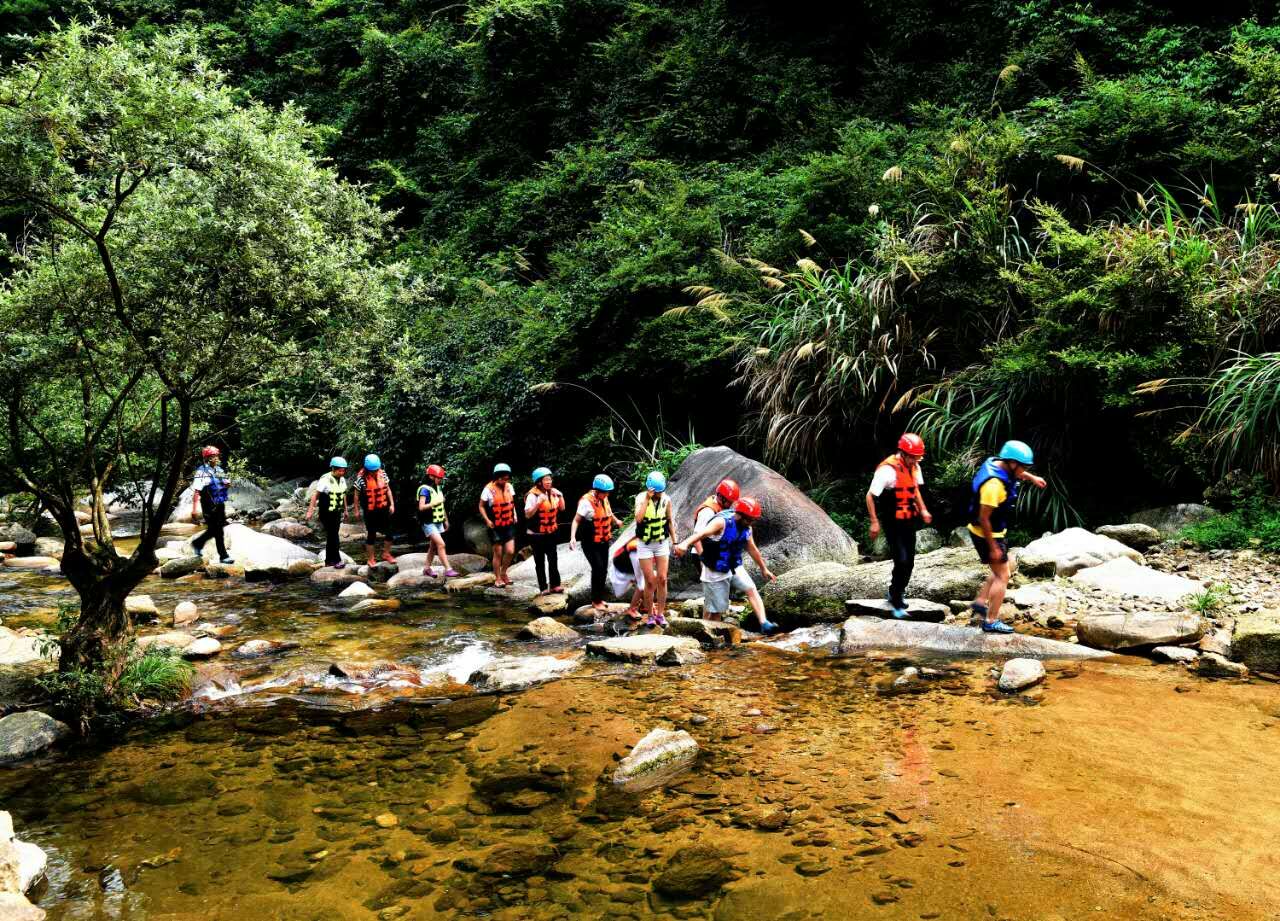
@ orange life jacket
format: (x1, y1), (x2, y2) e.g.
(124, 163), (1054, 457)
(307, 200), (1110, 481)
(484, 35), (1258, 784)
(876, 455), (920, 524)
(611, 537), (640, 572)
(526, 486), (561, 535)
(485, 481), (516, 527)
(583, 492), (614, 543)
(361, 470), (391, 511)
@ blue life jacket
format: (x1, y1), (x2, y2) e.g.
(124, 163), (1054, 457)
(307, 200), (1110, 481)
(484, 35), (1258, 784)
(703, 510), (752, 574)
(197, 463), (230, 506)
(969, 458), (1017, 533)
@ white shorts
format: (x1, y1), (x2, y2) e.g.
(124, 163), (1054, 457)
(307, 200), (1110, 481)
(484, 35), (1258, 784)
(609, 553), (645, 598)
(635, 539), (671, 560)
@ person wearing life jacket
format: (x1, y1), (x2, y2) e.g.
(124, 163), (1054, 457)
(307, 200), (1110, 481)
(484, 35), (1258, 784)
(479, 463), (517, 587)
(634, 471), (678, 628)
(190, 445), (235, 564)
(569, 473), (625, 612)
(524, 467), (566, 595)
(352, 453), (397, 567)
(968, 440), (1048, 634)
(689, 478), (740, 564)
(607, 536), (647, 619)
(865, 434), (933, 619)
(675, 496), (778, 633)
(305, 456), (350, 568)
(417, 464), (459, 579)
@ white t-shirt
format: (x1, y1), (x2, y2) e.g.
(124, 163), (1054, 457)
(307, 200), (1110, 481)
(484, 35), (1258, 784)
(576, 497), (596, 518)
(524, 488), (564, 516)
(695, 508), (735, 583)
(869, 462), (924, 496)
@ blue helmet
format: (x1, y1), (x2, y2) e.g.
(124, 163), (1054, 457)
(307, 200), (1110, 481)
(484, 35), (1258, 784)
(363, 453), (381, 471)
(532, 466), (552, 483)
(998, 440), (1035, 465)
(493, 462), (512, 476)
(330, 456), (348, 469)
(645, 470), (667, 493)
(592, 474), (614, 492)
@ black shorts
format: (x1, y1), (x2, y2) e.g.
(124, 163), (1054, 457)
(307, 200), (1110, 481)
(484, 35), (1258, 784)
(364, 509), (393, 543)
(970, 531), (1008, 564)
(490, 525), (516, 543)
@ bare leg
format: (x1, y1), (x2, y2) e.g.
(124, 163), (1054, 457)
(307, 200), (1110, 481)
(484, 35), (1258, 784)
(423, 534), (437, 573)
(654, 555), (669, 616)
(986, 561), (1011, 623)
(640, 556), (658, 618)
(382, 539), (395, 564)
(491, 543), (503, 582)
(975, 571), (996, 608)
(502, 540), (515, 584)
(745, 587), (766, 625)
(365, 544), (377, 567)
(432, 533), (451, 572)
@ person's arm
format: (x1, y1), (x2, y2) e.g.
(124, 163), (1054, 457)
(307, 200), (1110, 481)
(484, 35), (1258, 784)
(1017, 469), (1048, 490)
(569, 513), (583, 551)
(305, 491), (318, 521)
(351, 481), (362, 520)
(865, 490), (880, 541)
(666, 500), (678, 544)
(746, 535), (776, 582)
(915, 484), (932, 524)
(977, 504), (1004, 563)
(387, 480), (395, 516)
(478, 495), (494, 528)
(674, 517), (726, 555)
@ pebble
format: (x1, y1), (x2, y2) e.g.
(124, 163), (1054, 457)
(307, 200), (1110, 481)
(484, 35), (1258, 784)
(374, 813), (399, 828)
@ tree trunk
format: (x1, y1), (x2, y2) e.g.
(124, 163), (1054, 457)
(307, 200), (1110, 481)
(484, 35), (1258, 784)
(58, 574), (132, 692)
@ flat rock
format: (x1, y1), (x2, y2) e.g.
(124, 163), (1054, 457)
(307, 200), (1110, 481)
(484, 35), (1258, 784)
(613, 727), (699, 792)
(1095, 523), (1162, 550)
(657, 644), (706, 666)
(124, 594), (158, 617)
(0, 711), (70, 763)
(1070, 557), (1202, 603)
(1129, 503), (1216, 536)
(385, 570), (442, 590)
(357, 561), (399, 583)
(998, 658), (1046, 692)
(517, 617), (580, 643)
(160, 555), (203, 579)
(586, 634), (703, 664)
(572, 603), (631, 624)
(844, 598), (948, 623)
(447, 572), (496, 592)
(395, 552), (488, 574)
(338, 581), (376, 600)
(467, 654), (581, 692)
(347, 597), (401, 615)
(837, 617), (1110, 660)
(1005, 583), (1063, 609)
(233, 639), (299, 659)
(1153, 645), (1199, 664)
(1, 557), (58, 571)
(1019, 528), (1141, 577)
(0, 628), (51, 668)
(194, 523), (319, 581)
(310, 567), (363, 589)
(173, 601), (199, 626)
(1194, 652), (1248, 679)
(1075, 613), (1205, 650)
(527, 593), (570, 615)
(181, 637), (222, 659)
(1231, 609), (1280, 672)
(135, 631), (196, 653)
(260, 518), (314, 541)
(665, 616), (742, 646)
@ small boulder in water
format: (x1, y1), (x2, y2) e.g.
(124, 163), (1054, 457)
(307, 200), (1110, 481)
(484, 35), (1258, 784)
(651, 845), (733, 899)
(0, 556), (58, 571)
(517, 617), (580, 643)
(160, 556), (203, 579)
(1194, 652), (1248, 679)
(467, 655), (580, 692)
(1153, 645), (1198, 664)
(613, 727), (699, 793)
(124, 594), (158, 618)
(997, 658), (1046, 692)
(0, 711), (70, 764)
(346, 597), (400, 615)
(173, 601), (198, 626)
(182, 637), (222, 659)
(338, 581), (375, 600)
(233, 639), (299, 659)
(1095, 523), (1162, 550)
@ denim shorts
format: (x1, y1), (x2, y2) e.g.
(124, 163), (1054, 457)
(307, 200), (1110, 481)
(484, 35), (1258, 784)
(421, 522), (444, 538)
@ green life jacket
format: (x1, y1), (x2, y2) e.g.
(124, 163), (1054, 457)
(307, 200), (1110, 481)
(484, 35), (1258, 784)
(638, 494), (670, 543)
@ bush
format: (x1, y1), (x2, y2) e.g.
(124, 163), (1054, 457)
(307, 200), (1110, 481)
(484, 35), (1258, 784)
(1181, 497), (1280, 551)
(36, 641), (195, 733)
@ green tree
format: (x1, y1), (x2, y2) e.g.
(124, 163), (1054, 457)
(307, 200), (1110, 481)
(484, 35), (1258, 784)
(0, 22), (389, 707)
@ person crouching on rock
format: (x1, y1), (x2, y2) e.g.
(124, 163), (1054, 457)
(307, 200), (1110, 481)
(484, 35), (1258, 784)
(417, 464), (458, 579)
(968, 440), (1047, 634)
(865, 433), (932, 620)
(191, 445), (236, 564)
(675, 496), (778, 633)
(635, 471), (677, 628)
(569, 474), (625, 612)
(306, 456), (349, 569)
(525, 466), (566, 596)
(352, 454), (396, 568)
(609, 536), (647, 622)
(480, 463), (517, 587)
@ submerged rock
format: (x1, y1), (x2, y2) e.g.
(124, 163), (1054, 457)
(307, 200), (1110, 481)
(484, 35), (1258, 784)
(467, 655), (581, 691)
(586, 634), (703, 664)
(837, 617), (1110, 660)
(844, 598), (948, 623)
(1019, 528), (1142, 577)
(517, 617), (580, 643)
(127, 767), (217, 805)
(614, 727), (699, 792)
(997, 658), (1046, 692)
(1075, 613), (1205, 650)
(1194, 652), (1249, 679)
(0, 711), (69, 763)
(1070, 558), (1202, 603)
(346, 597), (401, 615)
(1231, 609), (1280, 672)
(233, 639), (299, 659)
(652, 846), (734, 899)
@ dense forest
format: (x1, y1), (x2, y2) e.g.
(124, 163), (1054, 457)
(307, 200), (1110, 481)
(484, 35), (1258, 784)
(5, 0), (1280, 536)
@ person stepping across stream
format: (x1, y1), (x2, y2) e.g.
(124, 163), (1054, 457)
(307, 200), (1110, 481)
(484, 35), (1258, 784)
(480, 463), (517, 587)
(417, 464), (458, 578)
(676, 495), (778, 633)
(191, 445), (235, 564)
(865, 433), (932, 619)
(569, 473), (625, 612)
(353, 454), (397, 568)
(306, 456), (350, 568)
(968, 440), (1047, 634)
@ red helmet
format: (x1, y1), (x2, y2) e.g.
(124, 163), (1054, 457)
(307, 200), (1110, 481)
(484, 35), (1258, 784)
(733, 497), (762, 519)
(201, 445), (221, 460)
(715, 478), (741, 503)
(897, 433), (925, 457)
(426, 464), (446, 479)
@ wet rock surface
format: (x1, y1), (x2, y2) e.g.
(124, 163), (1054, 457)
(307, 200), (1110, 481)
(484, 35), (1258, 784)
(845, 598), (949, 622)
(586, 634), (703, 664)
(838, 616), (1111, 659)
(0, 711), (69, 763)
(1075, 613), (1205, 650)
(613, 727), (699, 792)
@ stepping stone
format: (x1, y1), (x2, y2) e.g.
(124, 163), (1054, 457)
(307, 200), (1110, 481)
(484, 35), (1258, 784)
(447, 572), (496, 592)
(837, 617), (1110, 660)
(527, 593), (569, 616)
(572, 603), (630, 624)
(844, 598), (948, 623)
(1076, 612), (1205, 650)
(665, 617), (742, 647)
(585, 634), (702, 664)
(1, 557), (58, 571)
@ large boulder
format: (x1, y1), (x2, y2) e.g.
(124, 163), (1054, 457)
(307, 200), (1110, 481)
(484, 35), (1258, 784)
(0, 629), (55, 709)
(1095, 523), (1162, 550)
(1129, 504), (1217, 537)
(170, 481), (271, 522)
(1070, 557), (1203, 604)
(1018, 528), (1141, 577)
(837, 617), (1111, 660)
(0, 711), (70, 763)
(1231, 610), (1280, 672)
(192, 523), (319, 581)
(765, 547), (1006, 622)
(260, 518), (315, 541)
(467, 654), (581, 692)
(613, 727), (699, 792)
(586, 635), (703, 664)
(1075, 613), (1205, 651)
(659, 446), (857, 575)
(463, 519), (493, 557)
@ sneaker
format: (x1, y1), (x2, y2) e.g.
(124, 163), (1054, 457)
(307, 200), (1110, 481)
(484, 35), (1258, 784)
(219, 557), (235, 565)
(981, 619), (1015, 634)
(760, 619), (781, 635)
(443, 569), (460, 578)
(423, 568), (437, 578)
(890, 607), (911, 620)
(653, 612), (668, 627)
(332, 562), (346, 570)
